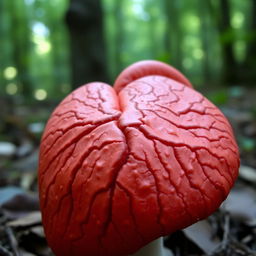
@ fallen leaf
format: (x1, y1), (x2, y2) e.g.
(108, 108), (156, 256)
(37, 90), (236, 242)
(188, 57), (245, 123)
(28, 122), (45, 135)
(30, 226), (45, 238)
(183, 220), (220, 254)
(16, 140), (33, 158)
(7, 211), (41, 228)
(0, 142), (16, 157)
(19, 249), (37, 256)
(13, 149), (39, 172)
(222, 185), (256, 225)
(239, 165), (256, 183)
(2, 192), (39, 212)
(0, 186), (24, 205)
(20, 172), (37, 190)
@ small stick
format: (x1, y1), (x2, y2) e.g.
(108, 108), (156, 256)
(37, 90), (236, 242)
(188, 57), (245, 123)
(221, 212), (230, 250)
(0, 244), (12, 256)
(5, 227), (20, 256)
(130, 237), (173, 256)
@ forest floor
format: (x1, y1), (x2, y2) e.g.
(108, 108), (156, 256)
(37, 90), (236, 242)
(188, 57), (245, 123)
(0, 86), (256, 256)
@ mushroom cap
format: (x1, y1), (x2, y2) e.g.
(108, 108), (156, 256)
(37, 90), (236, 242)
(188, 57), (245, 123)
(114, 60), (193, 93)
(39, 61), (239, 256)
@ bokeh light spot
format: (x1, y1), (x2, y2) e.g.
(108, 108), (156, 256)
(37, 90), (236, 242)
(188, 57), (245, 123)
(6, 83), (18, 95)
(35, 89), (47, 100)
(231, 12), (244, 29)
(3, 67), (17, 80)
(193, 48), (204, 60)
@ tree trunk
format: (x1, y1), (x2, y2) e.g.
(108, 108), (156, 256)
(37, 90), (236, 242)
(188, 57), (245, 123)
(163, 0), (172, 63)
(44, 1), (70, 94)
(242, 0), (256, 84)
(65, 0), (109, 89)
(0, 0), (5, 90)
(8, 0), (32, 97)
(218, 0), (237, 85)
(199, 0), (211, 83)
(164, 0), (182, 70)
(145, 0), (158, 59)
(113, 0), (123, 75)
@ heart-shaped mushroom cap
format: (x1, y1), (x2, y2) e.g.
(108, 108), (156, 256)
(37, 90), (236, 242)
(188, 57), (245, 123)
(114, 60), (193, 93)
(39, 61), (239, 256)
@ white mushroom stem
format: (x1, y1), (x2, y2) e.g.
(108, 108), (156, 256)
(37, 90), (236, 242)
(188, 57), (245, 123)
(129, 237), (173, 256)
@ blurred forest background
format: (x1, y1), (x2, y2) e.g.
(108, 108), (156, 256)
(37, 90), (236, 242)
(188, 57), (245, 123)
(1, 0), (256, 97)
(1, 0), (256, 167)
(0, 0), (256, 255)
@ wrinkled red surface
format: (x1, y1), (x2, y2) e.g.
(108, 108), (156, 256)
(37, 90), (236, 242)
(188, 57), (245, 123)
(39, 61), (239, 256)
(114, 60), (193, 93)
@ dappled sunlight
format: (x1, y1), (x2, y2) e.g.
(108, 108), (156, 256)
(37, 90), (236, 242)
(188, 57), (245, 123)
(34, 88), (48, 100)
(193, 48), (204, 60)
(0, 0), (254, 101)
(3, 67), (17, 80)
(231, 12), (245, 29)
(33, 35), (52, 55)
(0, 0), (70, 99)
(32, 22), (50, 37)
(182, 14), (201, 31)
(234, 40), (246, 62)
(0, 0), (255, 256)
(132, 0), (150, 21)
(6, 83), (18, 95)
(24, 0), (35, 5)
(32, 22), (51, 55)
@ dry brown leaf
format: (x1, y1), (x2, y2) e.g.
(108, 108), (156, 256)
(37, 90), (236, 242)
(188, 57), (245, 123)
(7, 211), (41, 228)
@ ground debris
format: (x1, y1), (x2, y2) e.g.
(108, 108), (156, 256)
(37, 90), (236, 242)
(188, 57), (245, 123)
(211, 238), (256, 256)
(0, 90), (255, 255)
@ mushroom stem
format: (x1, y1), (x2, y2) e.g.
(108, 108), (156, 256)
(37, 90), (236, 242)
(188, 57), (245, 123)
(129, 237), (173, 256)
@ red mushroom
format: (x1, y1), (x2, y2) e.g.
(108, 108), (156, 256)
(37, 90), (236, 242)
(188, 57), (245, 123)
(38, 60), (239, 256)
(114, 60), (193, 93)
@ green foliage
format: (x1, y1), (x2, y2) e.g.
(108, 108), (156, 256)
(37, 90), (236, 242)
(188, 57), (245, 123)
(239, 136), (256, 152)
(207, 90), (229, 105)
(0, 0), (70, 100)
(0, 0), (255, 101)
